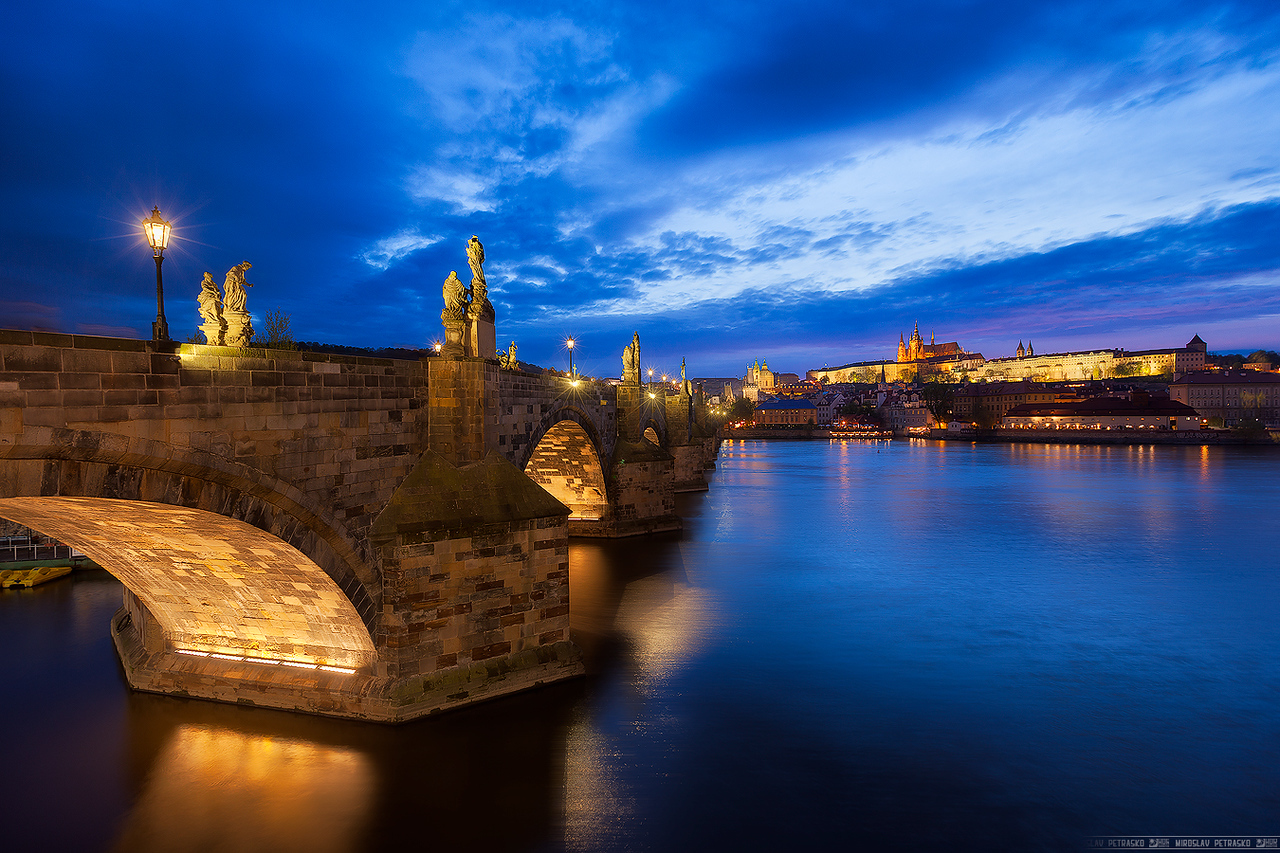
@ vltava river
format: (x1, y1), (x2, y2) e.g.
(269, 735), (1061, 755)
(2, 439), (1278, 851)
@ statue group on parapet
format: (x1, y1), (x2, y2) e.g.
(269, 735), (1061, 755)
(197, 262), (254, 347)
(498, 341), (519, 369)
(438, 235), (497, 359)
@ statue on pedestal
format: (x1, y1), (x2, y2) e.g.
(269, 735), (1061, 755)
(440, 270), (469, 358)
(466, 235), (495, 358)
(622, 332), (640, 385)
(498, 341), (518, 369)
(466, 236), (494, 321)
(222, 262), (254, 347)
(197, 272), (225, 345)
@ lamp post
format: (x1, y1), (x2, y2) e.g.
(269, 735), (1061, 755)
(142, 207), (171, 341)
(648, 367), (654, 390)
(566, 337), (575, 378)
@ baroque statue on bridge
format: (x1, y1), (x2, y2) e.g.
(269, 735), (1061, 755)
(197, 272), (225, 345)
(222, 262), (254, 347)
(466, 235), (494, 322)
(442, 270), (468, 319)
(439, 269), (469, 358)
(438, 235), (497, 359)
(622, 332), (640, 385)
(498, 341), (518, 369)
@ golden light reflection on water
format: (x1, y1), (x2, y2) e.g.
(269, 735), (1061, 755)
(563, 546), (717, 850)
(111, 724), (373, 853)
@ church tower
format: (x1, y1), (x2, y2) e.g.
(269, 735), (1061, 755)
(1016, 341), (1025, 358)
(1027, 340), (1034, 357)
(907, 322), (924, 361)
(898, 333), (907, 363)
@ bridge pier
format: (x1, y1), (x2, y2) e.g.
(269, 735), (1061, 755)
(98, 450), (584, 723)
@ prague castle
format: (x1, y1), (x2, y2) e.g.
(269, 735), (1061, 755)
(807, 328), (1208, 385)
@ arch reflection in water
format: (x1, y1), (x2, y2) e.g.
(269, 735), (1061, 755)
(112, 724), (373, 853)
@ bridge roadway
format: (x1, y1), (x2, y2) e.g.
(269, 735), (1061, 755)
(0, 330), (719, 721)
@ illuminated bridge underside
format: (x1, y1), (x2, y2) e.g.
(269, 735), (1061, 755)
(524, 421), (607, 520)
(0, 497), (375, 669)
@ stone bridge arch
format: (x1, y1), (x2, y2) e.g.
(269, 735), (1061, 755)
(0, 427), (380, 642)
(0, 497), (376, 670)
(639, 413), (667, 447)
(521, 406), (611, 521)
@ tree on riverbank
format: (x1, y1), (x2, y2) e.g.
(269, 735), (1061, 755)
(728, 397), (755, 422)
(921, 382), (956, 423)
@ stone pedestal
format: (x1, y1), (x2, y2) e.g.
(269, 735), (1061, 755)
(224, 310), (253, 347)
(441, 313), (467, 359)
(199, 321), (225, 346)
(469, 314), (496, 360)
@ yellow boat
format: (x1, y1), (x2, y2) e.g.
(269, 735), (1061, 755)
(1, 565), (74, 588)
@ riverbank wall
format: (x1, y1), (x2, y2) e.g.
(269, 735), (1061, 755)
(934, 428), (1278, 446)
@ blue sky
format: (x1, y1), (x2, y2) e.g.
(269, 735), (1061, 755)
(2, 0), (1278, 377)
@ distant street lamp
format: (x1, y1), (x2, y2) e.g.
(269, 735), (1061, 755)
(566, 337), (576, 377)
(648, 367), (654, 389)
(142, 207), (171, 341)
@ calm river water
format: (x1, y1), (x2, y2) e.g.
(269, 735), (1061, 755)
(2, 439), (1278, 852)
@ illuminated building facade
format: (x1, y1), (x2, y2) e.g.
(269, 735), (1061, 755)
(754, 398), (817, 425)
(742, 359), (775, 402)
(1169, 370), (1280, 427)
(952, 381), (1058, 425)
(809, 333), (1209, 385)
(1002, 392), (1200, 430)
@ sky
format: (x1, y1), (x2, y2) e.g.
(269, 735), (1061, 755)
(2, 0), (1278, 378)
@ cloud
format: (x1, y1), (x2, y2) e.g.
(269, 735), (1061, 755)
(359, 230), (442, 270)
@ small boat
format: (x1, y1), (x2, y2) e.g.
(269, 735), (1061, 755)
(0, 535), (93, 588)
(1, 565), (74, 588)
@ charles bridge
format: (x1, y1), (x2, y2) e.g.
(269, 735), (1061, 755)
(0, 266), (718, 722)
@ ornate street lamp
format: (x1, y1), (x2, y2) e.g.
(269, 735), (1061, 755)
(142, 207), (171, 341)
(566, 337), (575, 377)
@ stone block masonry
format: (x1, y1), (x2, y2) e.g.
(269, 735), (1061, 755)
(0, 332), (424, 563)
(367, 450), (582, 717)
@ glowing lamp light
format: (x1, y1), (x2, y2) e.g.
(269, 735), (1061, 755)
(142, 206), (172, 341)
(143, 206), (171, 255)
